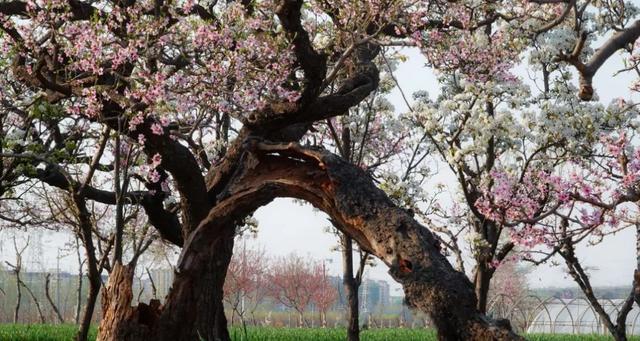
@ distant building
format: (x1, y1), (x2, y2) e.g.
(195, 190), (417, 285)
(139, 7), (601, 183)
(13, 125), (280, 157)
(331, 276), (392, 314)
(149, 268), (175, 298)
(360, 279), (391, 312)
(377, 280), (390, 306)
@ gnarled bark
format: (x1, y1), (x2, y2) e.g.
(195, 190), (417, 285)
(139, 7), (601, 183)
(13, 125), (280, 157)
(98, 262), (163, 341)
(100, 141), (522, 341)
(154, 226), (235, 341)
(98, 263), (135, 340)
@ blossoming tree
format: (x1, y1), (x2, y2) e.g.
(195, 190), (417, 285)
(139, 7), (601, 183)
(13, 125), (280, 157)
(223, 241), (268, 328)
(391, 0), (640, 320)
(266, 254), (336, 328)
(1, 0), (640, 340)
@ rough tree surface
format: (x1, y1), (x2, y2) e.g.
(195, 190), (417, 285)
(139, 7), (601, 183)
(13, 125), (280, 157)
(1, 0), (638, 341)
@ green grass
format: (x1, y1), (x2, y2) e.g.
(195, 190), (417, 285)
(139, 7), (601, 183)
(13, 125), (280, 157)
(229, 327), (436, 341)
(0, 324), (97, 341)
(1, 325), (639, 340)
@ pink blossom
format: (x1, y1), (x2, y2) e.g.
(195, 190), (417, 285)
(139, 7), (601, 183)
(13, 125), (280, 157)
(129, 113), (145, 132)
(151, 123), (164, 135)
(160, 117), (170, 127)
(151, 153), (162, 168)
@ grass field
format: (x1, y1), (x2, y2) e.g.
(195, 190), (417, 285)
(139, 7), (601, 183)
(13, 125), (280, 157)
(0, 324), (638, 340)
(0, 324), (96, 341)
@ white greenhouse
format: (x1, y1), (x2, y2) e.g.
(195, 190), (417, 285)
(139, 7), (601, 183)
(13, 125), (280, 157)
(483, 295), (640, 335)
(524, 298), (640, 335)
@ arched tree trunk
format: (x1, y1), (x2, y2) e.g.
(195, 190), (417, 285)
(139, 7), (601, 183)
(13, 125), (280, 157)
(97, 142), (522, 341)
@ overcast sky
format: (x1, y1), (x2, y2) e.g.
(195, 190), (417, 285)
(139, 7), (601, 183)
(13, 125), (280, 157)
(3, 22), (640, 296)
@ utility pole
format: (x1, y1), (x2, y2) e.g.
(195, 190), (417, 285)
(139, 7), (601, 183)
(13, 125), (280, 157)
(321, 260), (326, 328)
(56, 248), (60, 312)
(361, 273), (368, 315)
(240, 237), (247, 319)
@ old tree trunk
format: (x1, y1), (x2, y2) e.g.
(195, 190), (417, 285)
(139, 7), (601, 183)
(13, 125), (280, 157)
(97, 142), (522, 341)
(0, 1), (525, 339)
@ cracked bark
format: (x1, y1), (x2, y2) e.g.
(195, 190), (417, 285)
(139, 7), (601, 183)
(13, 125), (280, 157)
(1, 2), (528, 339)
(98, 142), (522, 341)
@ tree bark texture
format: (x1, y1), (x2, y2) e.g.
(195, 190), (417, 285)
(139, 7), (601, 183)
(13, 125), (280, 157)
(474, 264), (492, 314)
(98, 262), (163, 340)
(342, 236), (361, 341)
(97, 142), (522, 341)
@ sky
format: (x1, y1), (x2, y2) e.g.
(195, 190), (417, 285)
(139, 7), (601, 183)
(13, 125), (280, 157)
(3, 19), (640, 297)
